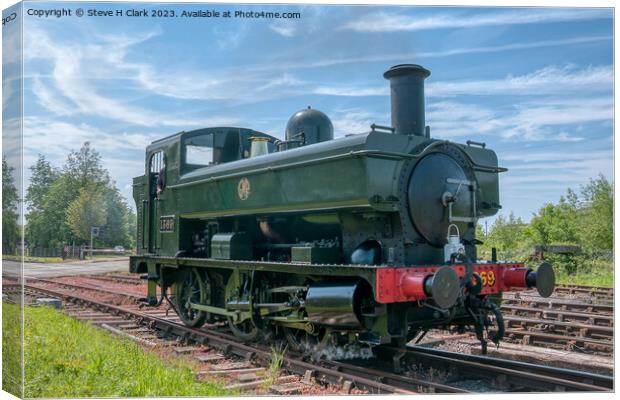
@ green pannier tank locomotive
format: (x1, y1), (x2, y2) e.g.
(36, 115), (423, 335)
(130, 64), (555, 353)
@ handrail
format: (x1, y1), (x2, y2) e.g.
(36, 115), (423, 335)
(168, 142), (507, 190)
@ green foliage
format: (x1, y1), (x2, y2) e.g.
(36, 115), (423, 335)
(2, 303), (23, 397)
(553, 256), (613, 287)
(2, 255), (65, 263)
(527, 199), (580, 246)
(66, 185), (108, 241)
(478, 175), (613, 283)
(4, 303), (232, 397)
(477, 212), (532, 261)
(264, 343), (287, 388)
(578, 175), (613, 252)
(25, 144), (136, 249)
(26, 155), (59, 213)
(2, 157), (20, 253)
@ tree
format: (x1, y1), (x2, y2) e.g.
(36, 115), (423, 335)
(64, 142), (110, 188)
(524, 175), (613, 276)
(2, 157), (20, 253)
(578, 175), (613, 252)
(526, 198), (579, 246)
(25, 142), (136, 248)
(66, 185), (108, 242)
(26, 155), (59, 213)
(478, 212), (530, 260)
(99, 186), (135, 248)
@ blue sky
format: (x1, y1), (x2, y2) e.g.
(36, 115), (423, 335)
(2, 2), (614, 223)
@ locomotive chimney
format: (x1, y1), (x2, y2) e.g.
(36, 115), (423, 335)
(383, 64), (431, 137)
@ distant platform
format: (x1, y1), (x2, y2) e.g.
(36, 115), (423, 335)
(2, 258), (129, 278)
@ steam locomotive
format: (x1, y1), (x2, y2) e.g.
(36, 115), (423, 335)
(130, 64), (555, 354)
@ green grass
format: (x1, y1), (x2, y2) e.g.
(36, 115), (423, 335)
(555, 270), (614, 288)
(263, 343), (287, 389)
(2, 302), (23, 397)
(548, 256), (613, 288)
(2, 254), (129, 263)
(3, 302), (233, 398)
(2, 255), (64, 263)
(84, 254), (130, 260)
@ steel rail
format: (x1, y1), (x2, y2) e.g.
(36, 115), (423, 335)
(502, 296), (613, 314)
(551, 285), (614, 297)
(11, 281), (613, 393)
(501, 304), (614, 327)
(10, 283), (462, 395)
(88, 275), (143, 285)
(405, 346), (612, 391)
(503, 328), (613, 354)
(23, 277), (145, 300)
(502, 315), (613, 339)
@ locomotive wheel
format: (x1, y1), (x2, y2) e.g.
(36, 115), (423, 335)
(228, 317), (261, 342)
(226, 271), (264, 342)
(173, 268), (209, 328)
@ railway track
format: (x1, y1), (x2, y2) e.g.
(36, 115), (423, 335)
(85, 275), (615, 355)
(88, 274), (144, 285)
(502, 294), (614, 314)
(501, 304), (613, 327)
(4, 282), (444, 394)
(3, 280), (613, 393)
(500, 291), (613, 354)
(551, 284), (614, 298)
(399, 346), (612, 392)
(4, 273), (614, 356)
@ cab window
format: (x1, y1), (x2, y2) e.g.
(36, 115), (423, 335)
(149, 151), (166, 196)
(183, 134), (214, 170)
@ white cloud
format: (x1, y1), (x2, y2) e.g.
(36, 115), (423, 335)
(308, 65), (612, 101)
(32, 77), (75, 116)
(256, 73), (306, 91)
(428, 96), (611, 142)
(428, 65), (612, 97)
(135, 66), (312, 103)
(244, 35), (610, 72)
(104, 158), (146, 194)
(427, 101), (496, 138)
(502, 148), (612, 163)
(22, 117), (152, 157)
(2, 15), (21, 65)
(213, 24), (249, 49)
(418, 36), (611, 59)
(331, 108), (386, 137)
(313, 86), (387, 97)
(340, 8), (611, 32)
(270, 21), (297, 37)
(2, 75), (15, 114)
(25, 28), (242, 126)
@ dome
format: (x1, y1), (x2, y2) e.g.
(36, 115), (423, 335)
(285, 106), (334, 145)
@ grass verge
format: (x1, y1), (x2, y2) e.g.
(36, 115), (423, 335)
(550, 256), (613, 288)
(2, 255), (64, 263)
(3, 302), (233, 398)
(2, 254), (129, 263)
(555, 270), (613, 288)
(2, 302), (23, 397)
